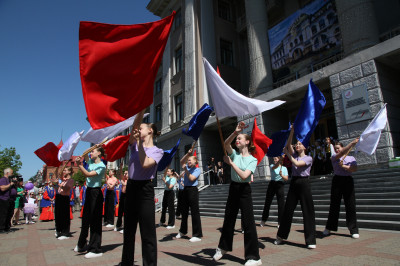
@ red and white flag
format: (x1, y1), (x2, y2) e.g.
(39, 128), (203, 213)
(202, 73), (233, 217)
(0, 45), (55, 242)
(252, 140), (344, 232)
(58, 131), (85, 161)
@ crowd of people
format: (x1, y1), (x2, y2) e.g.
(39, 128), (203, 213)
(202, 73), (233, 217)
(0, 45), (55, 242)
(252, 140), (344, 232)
(0, 111), (361, 266)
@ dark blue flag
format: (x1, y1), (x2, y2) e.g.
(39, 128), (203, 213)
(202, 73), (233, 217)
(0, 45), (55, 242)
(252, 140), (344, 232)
(294, 79), (326, 147)
(157, 138), (181, 172)
(182, 103), (213, 140)
(266, 128), (290, 157)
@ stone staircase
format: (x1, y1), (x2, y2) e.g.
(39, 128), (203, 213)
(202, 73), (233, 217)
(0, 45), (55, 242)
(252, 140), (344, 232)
(198, 168), (400, 231)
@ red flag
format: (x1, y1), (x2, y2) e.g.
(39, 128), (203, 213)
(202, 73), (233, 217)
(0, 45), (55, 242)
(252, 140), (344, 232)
(251, 118), (272, 165)
(193, 150), (199, 168)
(216, 66), (221, 76)
(79, 12), (175, 129)
(34, 142), (62, 167)
(56, 140), (63, 149)
(102, 135), (130, 162)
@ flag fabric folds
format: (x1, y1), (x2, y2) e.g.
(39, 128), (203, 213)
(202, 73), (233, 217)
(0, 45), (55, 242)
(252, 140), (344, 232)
(34, 142), (62, 167)
(251, 118), (273, 165)
(102, 135), (130, 162)
(355, 104), (388, 155)
(182, 103), (213, 141)
(79, 12), (175, 129)
(294, 79), (326, 147)
(266, 129), (290, 157)
(203, 58), (285, 118)
(81, 113), (148, 144)
(58, 131), (85, 161)
(157, 138), (181, 172)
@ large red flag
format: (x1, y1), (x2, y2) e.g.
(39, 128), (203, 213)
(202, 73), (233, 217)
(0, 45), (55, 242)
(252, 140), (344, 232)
(79, 12), (175, 129)
(251, 118), (273, 165)
(34, 142), (62, 167)
(102, 135), (130, 162)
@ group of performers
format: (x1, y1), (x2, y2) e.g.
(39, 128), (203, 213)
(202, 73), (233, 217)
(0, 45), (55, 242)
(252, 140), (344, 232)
(36, 108), (361, 266)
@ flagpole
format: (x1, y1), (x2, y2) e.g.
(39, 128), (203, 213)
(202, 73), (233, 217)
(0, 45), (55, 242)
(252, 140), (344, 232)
(82, 137), (108, 157)
(216, 117), (227, 156)
(339, 137), (359, 163)
(191, 140), (198, 151)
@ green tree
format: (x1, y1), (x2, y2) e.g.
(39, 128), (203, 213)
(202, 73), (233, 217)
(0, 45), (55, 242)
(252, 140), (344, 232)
(72, 170), (86, 186)
(0, 146), (22, 175)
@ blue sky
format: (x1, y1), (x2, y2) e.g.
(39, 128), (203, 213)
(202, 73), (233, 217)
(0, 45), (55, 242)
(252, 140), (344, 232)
(0, 0), (158, 179)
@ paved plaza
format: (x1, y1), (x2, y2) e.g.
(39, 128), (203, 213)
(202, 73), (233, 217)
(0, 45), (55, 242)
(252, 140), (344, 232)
(1, 212), (400, 265)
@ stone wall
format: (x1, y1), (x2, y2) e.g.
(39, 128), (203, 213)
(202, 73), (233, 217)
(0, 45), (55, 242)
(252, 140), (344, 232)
(329, 60), (394, 167)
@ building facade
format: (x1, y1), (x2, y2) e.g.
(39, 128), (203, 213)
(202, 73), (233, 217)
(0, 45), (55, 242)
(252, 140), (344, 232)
(146, 0), (400, 184)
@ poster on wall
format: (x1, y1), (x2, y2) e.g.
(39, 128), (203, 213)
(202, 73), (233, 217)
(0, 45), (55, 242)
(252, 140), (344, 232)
(342, 84), (371, 124)
(268, 0), (342, 82)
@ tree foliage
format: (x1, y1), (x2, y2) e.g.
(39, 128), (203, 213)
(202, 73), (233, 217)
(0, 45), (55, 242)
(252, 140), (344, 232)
(72, 170), (86, 186)
(0, 146), (22, 175)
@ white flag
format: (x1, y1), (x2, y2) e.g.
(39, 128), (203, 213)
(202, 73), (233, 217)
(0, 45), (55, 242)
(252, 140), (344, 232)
(355, 104), (388, 155)
(203, 58), (285, 117)
(58, 130), (85, 161)
(81, 113), (149, 144)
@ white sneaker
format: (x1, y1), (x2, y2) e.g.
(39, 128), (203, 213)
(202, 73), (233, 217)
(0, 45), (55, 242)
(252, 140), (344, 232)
(307, 244), (316, 249)
(114, 227), (118, 231)
(74, 244), (87, 253)
(274, 236), (283, 245)
(55, 232), (58, 237)
(176, 232), (185, 239)
(166, 225), (175, 230)
(105, 224), (114, 228)
(58, 236), (69, 240)
(260, 221), (265, 227)
(213, 248), (226, 261)
(189, 237), (201, 242)
(84, 252), (103, 259)
(119, 229), (124, 234)
(352, 233), (360, 239)
(322, 229), (330, 236)
(244, 259), (262, 265)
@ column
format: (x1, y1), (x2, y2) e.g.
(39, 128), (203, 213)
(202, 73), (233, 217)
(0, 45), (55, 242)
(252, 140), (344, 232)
(245, 0), (274, 96)
(161, 38), (171, 134)
(335, 0), (379, 56)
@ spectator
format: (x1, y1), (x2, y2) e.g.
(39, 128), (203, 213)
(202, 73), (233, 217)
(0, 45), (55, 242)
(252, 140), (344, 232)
(0, 168), (14, 233)
(207, 157), (217, 185)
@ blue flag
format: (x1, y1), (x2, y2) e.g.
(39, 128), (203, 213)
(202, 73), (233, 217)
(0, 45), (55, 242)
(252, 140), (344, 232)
(157, 138), (181, 172)
(182, 103), (213, 140)
(294, 79), (326, 147)
(266, 128), (290, 157)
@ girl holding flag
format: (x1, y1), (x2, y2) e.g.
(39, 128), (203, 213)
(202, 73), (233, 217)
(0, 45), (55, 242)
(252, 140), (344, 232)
(323, 138), (360, 239)
(260, 156), (288, 228)
(54, 166), (74, 240)
(74, 145), (106, 259)
(159, 167), (178, 229)
(175, 149), (203, 242)
(121, 110), (163, 266)
(275, 124), (316, 249)
(213, 122), (261, 266)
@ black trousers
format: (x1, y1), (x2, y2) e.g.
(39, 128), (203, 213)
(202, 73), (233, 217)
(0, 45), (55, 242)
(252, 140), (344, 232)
(122, 180), (157, 266)
(104, 190), (115, 225)
(116, 192), (126, 228)
(261, 181), (285, 224)
(160, 190), (175, 226)
(6, 200), (14, 230)
(277, 176), (316, 245)
(218, 182), (260, 261)
(326, 175), (358, 234)
(77, 187), (103, 253)
(176, 189), (184, 216)
(0, 199), (9, 231)
(55, 194), (71, 237)
(179, 186), (203, 237)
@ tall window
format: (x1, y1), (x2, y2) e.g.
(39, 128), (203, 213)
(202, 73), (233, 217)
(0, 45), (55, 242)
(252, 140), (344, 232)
(220, 40), (233, 66)
(218, 1), (231, 21)
(175, 93), (183, 121)
(155, 104), (162, 122)
(155, 79), (162, 94)
(319, 19), (326, 29)
(175, 47), (183, 74)
(174, 9), (182, 29)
